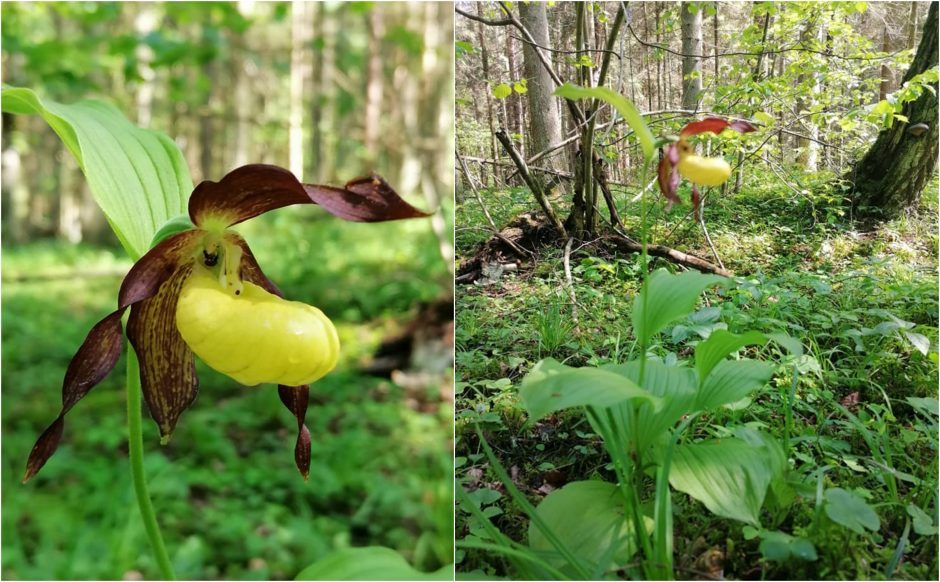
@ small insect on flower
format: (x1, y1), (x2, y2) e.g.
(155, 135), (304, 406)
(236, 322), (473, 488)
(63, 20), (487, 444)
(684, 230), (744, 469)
(658, 117), (756, 219)
(24, 164), (429, 482)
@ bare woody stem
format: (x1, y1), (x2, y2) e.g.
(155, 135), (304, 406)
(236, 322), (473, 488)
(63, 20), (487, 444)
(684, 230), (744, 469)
(127, 346), (176, 580)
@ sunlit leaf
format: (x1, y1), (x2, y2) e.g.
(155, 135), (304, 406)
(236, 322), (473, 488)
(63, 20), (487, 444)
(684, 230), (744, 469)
(1, 86), (192, 259)
(694, 329), (769, 382)
(670, 438), (774, 525)
(553, 82), (655, 161)
(491, 83), (512, 100)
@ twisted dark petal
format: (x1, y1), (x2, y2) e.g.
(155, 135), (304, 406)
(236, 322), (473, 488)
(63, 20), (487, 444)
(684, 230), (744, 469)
(278, 385), (311, 479)
(24, 229), (202, 482)
(657, 144), (681, 206)
(24, 310), (126, 483)
(119, 230), (202, 307)
(127, 264), (198, 442)
(225, 232), (283, 297)
(313, 174), (431, 222)
(187, 164), (429, 228)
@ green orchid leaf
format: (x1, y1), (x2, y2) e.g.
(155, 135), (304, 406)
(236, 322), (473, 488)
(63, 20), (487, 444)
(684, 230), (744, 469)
(603, 360), (697, 452)
(150, 215), (196, 248)
(696, 359), (774, 410)
(824, 488), (880, 534)
(553, 82), (655, 162)
(1, 86), (192, 259)
(694, 329), (769, 381)
(529, 481), (648, 572)
(670, 438), (776, 526)
(295, 547), (453, 581)
(632, 269), (726, 347)
(519, 358), (660, 423)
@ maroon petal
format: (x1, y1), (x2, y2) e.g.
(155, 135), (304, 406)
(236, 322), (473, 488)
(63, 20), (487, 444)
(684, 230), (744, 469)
(24, 309), (126, 482)
(24, 230), (201, 482)
(278, 385), (311, 479)
(188, 164), (429, 228)
(657, 144), (681, 206)
(127, 264), (199, 442)
(680, 117), (757, 139)
(119, 229), (202, 308)
(308, 175), (430, 223)
(224, 232), (283, 298)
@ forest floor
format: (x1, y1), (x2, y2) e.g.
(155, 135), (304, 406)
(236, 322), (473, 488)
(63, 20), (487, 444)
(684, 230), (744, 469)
(455, 173), (939, 580)
(2, 210), (454, 580)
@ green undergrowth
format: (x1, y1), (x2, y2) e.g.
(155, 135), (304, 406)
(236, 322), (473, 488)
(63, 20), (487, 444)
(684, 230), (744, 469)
(2, 211), (453, 580)
(455, 173), (939, 580)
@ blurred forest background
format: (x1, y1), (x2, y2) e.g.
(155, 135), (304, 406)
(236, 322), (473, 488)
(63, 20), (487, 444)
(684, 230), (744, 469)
(1, 2), (454, 580)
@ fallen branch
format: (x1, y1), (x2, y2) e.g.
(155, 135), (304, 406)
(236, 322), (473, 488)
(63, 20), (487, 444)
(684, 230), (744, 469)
(494, 129), (568, 238)
(605, 235), (733, 277)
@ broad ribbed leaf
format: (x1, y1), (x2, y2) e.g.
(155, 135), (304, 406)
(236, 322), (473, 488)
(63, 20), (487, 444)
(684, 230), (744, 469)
(694, 329), (769, 382)
(696, 359), (774, 410)
(295, 547), (452, 581)
(670, 438), (773, 525)
(632, 269), (726, 347)
(519, 358), (659, 422)
(602, 360), (697, 451)
(2, 87), (192, 259)
(554, 83), (655, 161)
(529, 481), (643, 571)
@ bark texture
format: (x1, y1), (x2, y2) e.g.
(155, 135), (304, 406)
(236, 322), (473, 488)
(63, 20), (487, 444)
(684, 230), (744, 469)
(680, 2), (704, 110)
(518, 2), (563, 171)
(851, 2), (938, 218)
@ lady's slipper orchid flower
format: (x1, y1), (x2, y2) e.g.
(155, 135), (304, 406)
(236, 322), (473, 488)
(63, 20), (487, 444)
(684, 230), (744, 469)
(24, 164), (428, 482)
(657, 117), (756, 219)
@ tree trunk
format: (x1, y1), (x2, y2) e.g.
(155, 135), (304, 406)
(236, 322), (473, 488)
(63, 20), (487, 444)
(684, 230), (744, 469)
(680, 2), (704, 110)
(518, 2), (563, 172)
(289, 0), (310, 179)
(851, 2), (938, 218)
(797, 18), (824, 171)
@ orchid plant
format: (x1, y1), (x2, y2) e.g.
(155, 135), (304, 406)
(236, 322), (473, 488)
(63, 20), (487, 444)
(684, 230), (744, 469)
(458, 88), (804, 580)
(3, 87), (429, 579)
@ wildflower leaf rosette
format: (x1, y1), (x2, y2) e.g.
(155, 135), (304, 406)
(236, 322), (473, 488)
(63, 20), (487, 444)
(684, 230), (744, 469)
(24, 164), (429, 482)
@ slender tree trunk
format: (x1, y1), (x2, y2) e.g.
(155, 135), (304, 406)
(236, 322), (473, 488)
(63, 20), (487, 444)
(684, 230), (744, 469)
(681, 2), (704, 110)
(519, 1), (563, 172)
(851, 2), (939, 218)
(289, 1), (311, 179)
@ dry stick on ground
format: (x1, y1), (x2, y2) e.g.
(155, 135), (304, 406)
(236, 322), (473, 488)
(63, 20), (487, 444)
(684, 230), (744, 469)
(456, 150), (531, 258)
(606, 235), (733, 277)
(495, 129), (568, 238)
(563, 237), (581, 332)
(698, 194), (726, 271)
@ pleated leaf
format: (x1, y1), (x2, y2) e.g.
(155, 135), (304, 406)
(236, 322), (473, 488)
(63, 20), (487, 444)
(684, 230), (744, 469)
(519, 358), (659, 423)
(670, 438), (774, 526)
(2, 87), (192, 259)
(632, 269), (726, 347)
(695, 359), (774, 410)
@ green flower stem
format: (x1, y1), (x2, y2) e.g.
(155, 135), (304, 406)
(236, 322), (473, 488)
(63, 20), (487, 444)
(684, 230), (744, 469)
(127, 346), (176, 580)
